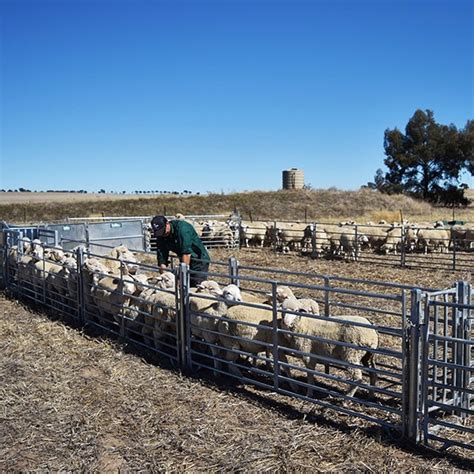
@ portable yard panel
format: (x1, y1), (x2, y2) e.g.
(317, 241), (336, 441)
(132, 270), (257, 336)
(419, 283), (473, 451)
(44, 223), (87, 251)
(87, 220), (145, 255)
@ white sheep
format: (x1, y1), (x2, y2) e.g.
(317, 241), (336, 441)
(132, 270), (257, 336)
(273, 285), (320, 315)
(239, 220), (270, 248)
(104, 245), (139, 274)
(280, 309), (378, 399)
(91, 264), (137, 325)
(216, 284), (277, 378)
(188, 280), (227, 374)
(138, 271), (177, 349)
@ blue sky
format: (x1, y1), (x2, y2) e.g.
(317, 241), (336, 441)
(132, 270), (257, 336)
(0, 0), (472, 194)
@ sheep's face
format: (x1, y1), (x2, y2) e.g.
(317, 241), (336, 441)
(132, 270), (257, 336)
(282, 311), (300, 330)
(221, 284), (242, 303)
(64, 257), (78, 270)
(275, 286), (294, 303)
(157, 272), (175, 289)
(196, 280), (221, 294)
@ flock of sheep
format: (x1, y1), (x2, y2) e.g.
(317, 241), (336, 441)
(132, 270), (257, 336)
(181, 215), (474, 261)
(7, 236), (380, 399)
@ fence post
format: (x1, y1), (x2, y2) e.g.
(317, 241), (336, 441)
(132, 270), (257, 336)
(323, 276), (330, 317)
(354, 225), (359, 261)
(228, 257), (239, 287)
(455, 280), (469, 418)
(310, 223), (317, 258)
(400, 225), (406, 268)
(41, 243), (47, 304)
(119, 263), (126, 338)
(271, 281), (280, 392)
(1, 231), (9, 288)
(76, 246), (85, 324)
(177, 263), (190, 371)
(452, 241), (457, 271)
(403, 288), (423, 441)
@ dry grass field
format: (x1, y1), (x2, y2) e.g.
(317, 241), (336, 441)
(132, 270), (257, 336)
(0, 188), (473, 223)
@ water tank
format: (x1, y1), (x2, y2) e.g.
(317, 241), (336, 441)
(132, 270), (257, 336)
(282, 168), (304, 189)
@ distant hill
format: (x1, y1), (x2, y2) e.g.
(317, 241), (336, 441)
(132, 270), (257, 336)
(0, 189), (472, 224)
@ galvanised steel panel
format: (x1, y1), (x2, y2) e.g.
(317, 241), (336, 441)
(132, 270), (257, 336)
(45, 223), (87, 251)
(87, 220), (144, 255)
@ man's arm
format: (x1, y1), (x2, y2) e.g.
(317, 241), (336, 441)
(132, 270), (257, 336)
(156, 240), (169, 266)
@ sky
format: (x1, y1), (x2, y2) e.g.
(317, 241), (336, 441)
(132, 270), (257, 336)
(0, 0), (472, 194)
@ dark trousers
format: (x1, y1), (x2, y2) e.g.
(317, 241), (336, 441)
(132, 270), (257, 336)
(190, 260), (210, 287)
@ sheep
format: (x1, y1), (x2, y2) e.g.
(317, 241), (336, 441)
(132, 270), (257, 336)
(450, 225), (468, 250)
(214, 284), (278, 378)
(404, 225), (419, 253)
(302, 225), (330, 257)
(357, 224), (390, 251)
(380, 226), (403, 254)
(54, 256), (79, 308)
(82, 257), (114, 320)
(273, 285), (320, 315)
(7, 237), (32, 279)
(16, 240), (46, 299)
(187, 280), (230, 373)
(416, 227), (450, 254)
(104, 245), (139, 274)
(339, 228), (369, 261)
(277, 222), (308, 253)
(138, 271), (178, 348)
(201, 221), (235, 248)
(280, 309), (378, 399)
(239, 220), (269, 248)
(90, 264), (137, 325)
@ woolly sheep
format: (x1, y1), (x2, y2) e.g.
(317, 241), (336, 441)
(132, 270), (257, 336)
(417, 227), (450, 254)
(280, 310), (378, 398)
(216, 284), (277, 378)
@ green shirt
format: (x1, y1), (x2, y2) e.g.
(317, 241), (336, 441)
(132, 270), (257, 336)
(156, 220), (210, 267)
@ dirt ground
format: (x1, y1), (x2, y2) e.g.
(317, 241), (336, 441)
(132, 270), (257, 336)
(1, 250), (473, 471)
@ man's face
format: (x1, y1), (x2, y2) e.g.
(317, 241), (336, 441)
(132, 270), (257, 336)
(153, 222), (169, 238)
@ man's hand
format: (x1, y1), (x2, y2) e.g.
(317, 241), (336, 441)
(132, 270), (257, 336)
(181, 254), (191, 266)
(159, 264), (168, 273)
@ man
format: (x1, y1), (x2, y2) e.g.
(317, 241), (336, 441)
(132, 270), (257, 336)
(151, 215), (210, 287)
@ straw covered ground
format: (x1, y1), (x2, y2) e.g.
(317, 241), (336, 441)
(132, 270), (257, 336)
(1, 250), (473, 471)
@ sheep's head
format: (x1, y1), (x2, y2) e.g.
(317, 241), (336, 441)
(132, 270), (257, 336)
(50, 248), (65, 262)
(275, 285), (295, 303)
(221, 284), (242, 303)
(196, 280), (221, 295)
(31, 240), (44, 260)
(21, 237), (32, 253)
(281, 309), (301, 330)
(156, 271), (175, 289)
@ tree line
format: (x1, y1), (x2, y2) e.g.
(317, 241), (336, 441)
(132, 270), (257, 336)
(0, 189), (198, 195)
(366, 109), (472, 206)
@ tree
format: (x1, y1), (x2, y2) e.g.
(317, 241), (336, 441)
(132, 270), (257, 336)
(375, 109), (472, 205)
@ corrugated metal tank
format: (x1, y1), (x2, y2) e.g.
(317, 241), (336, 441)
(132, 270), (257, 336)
(282, 168), (304, 189)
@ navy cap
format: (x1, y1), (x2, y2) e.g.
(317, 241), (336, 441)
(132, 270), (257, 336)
(151, 215), (168, 236)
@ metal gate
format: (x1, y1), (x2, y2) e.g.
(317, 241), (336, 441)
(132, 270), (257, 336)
(419, 283), (473, 450)
(87, 220), (145, 255)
